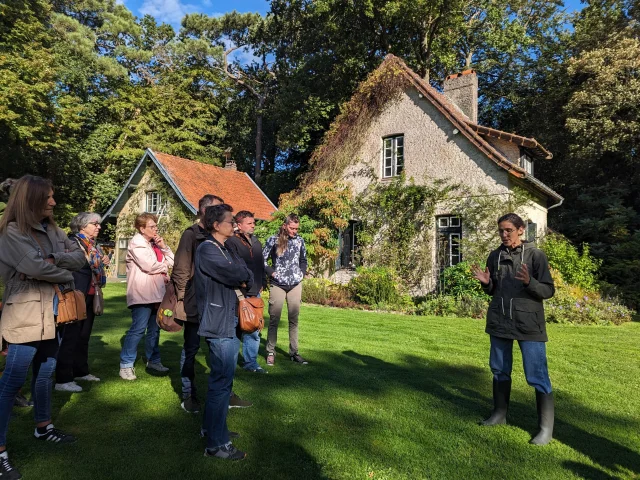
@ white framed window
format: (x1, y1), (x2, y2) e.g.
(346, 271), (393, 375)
(521, 153), (534, 176)
(450, 233), (461, 266)
(146, 192), (161, 213)
(382, 135), (404, 178)
(437, 215), (463, 267)
(438, 217), (449, 228)
(527, 221), (538, 243)
(450, 217), (461, 227)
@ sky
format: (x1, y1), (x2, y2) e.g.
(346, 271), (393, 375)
(121, 0), (586, 31)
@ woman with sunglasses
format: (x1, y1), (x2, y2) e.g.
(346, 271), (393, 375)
(54, 213), (109, 392)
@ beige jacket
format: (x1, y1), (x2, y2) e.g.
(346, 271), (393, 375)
(0, 222), (86, 343)
(126, 233), (174, 307)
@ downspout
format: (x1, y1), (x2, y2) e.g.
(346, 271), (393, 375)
(548, 198), (564, 210)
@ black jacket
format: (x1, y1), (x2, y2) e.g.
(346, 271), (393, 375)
(225, 232), (265, 297)
(482, 241), (555, 342)
(195, 236), (253, 339)
(172, 223), (207, 322)
(68, 234), (92, 295)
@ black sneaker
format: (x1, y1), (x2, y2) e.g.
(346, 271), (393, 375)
(0, 452), (22, 479)
(13, 393), (33, 408)
(204, 443), (246, 460)
(33, 424), (76, 444)
(228, 392), (252, 409)
(181, 396), (200, 414)
(290, 353), (308, 365)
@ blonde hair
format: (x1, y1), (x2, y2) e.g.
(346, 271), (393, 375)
(276, 214), (300, 256)
(0, 175), (56, 234)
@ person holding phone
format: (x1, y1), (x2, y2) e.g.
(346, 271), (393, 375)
(471, 213), (555, 445)
(119, 213), (174, 381)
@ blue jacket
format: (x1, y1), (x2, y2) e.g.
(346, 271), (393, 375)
(195, 237), (253, 339)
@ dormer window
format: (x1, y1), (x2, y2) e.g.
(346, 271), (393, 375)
(146, 191), (162, 213)
(383, 135), (404, 178)
(521, 152), (534, 176)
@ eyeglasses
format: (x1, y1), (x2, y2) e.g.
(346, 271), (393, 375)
(89, 222), (101, 227)
(499, 228), (516, 235)
(146, 224), (159, 230)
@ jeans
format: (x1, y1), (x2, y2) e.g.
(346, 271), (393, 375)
(489, 335), (552, 394)
(120, 304), (161, 368)
(202, 336), (238, 449)
(267, 283), (302, 355)
(180, 321), (201, 398)
(0, 338), (60, 446)
(241, 330), (261, 370)
(56, 295), (96, 382)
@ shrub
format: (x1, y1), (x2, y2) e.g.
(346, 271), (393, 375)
(349, 267), (413, 311)
(545, 269), (633, 325)
(301, 278), (359, 308)
(415, 295), (488, 319)
(438, 262), (490, 299)
(540, 234), (601, 291)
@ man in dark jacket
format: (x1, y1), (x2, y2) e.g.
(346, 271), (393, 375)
(226, 211), (267, 373)
(172, 195), (222, 413)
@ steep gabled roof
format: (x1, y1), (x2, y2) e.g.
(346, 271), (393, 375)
(102, 149), (277, 222)
(312, 54), (563, 207)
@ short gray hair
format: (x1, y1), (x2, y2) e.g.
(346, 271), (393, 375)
(70, 212), (102, 233)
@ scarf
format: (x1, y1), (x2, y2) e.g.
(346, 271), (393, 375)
(76, 233), (106, 287)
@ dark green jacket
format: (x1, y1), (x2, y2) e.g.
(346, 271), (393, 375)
(482, 241), (555, 342)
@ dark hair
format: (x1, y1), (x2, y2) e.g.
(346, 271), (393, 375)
(203, 204), (233, 232)
(0, 175), (56, 234)
(198, 195), (224, 217)
(497, 213), (525, 229)
(276, 213), (300, 256)
(234, 210), (254, 223)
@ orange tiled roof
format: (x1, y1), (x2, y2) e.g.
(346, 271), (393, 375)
(151, 151), (276, 220)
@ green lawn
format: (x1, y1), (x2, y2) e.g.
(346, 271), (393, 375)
(6, 283), (640, 479)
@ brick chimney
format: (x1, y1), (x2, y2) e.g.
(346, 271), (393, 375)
(443, 69), (478, 124)
(223, 147), (236, 170)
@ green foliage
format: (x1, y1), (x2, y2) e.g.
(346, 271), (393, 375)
(301, 278), (359, 309)
(348, 267), (413, 311)
(447, 186), (533, 264)
(415, 295), (488, 319)
(539, 234), (601, 291)
(438, 262), (489, 299)
(354, 175), (457, 288)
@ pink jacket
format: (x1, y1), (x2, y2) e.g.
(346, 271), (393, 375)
(126, 233), (174, 307)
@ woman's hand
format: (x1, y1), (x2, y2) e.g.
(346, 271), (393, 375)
(102, 254), (110, 266)
(515, 263), (530, 286)
(153, 234), (167, 249)
(471, 264), (490, 285)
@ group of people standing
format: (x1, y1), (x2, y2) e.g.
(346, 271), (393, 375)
(0, 178), (309, 476)
(0, 174), (558, 478)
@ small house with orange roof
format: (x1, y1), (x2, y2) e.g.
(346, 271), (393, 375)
(102, 148), (276, 278)
(308, 55), (563, 285)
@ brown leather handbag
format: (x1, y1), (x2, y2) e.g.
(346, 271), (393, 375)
(235, 290), (264, 334)
(156, 280), (183, 332)
(54, 285), (87, 325)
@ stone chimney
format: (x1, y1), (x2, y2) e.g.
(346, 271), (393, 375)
(443, 69), (478, 124)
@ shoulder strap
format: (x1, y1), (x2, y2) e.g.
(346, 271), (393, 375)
(234, 289), (245, 300)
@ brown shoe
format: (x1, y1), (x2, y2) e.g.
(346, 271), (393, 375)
(228, 392), (252, 409)
(266, 353), (275, 366)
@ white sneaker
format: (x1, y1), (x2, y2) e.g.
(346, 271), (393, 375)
(55, 382), (82, 393)
(146, 362), (169, 373)
(119, 367), (137, 381)
(75, 374), (101, 382)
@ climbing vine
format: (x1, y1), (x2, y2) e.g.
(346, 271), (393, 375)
(304, 56), (411, 185)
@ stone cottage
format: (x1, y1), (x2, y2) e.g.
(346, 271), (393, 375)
(102, 148), (276, 278)
(308, 55), (563, 283)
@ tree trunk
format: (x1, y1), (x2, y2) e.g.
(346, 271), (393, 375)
(254, 96), (265, 181)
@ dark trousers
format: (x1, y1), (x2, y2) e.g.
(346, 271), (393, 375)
(56, 294), (96, 383)
(180, 321), (201, 398)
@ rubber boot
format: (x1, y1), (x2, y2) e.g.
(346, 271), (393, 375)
(530, 391), (554, 445)
(480, 379), (511, 426)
